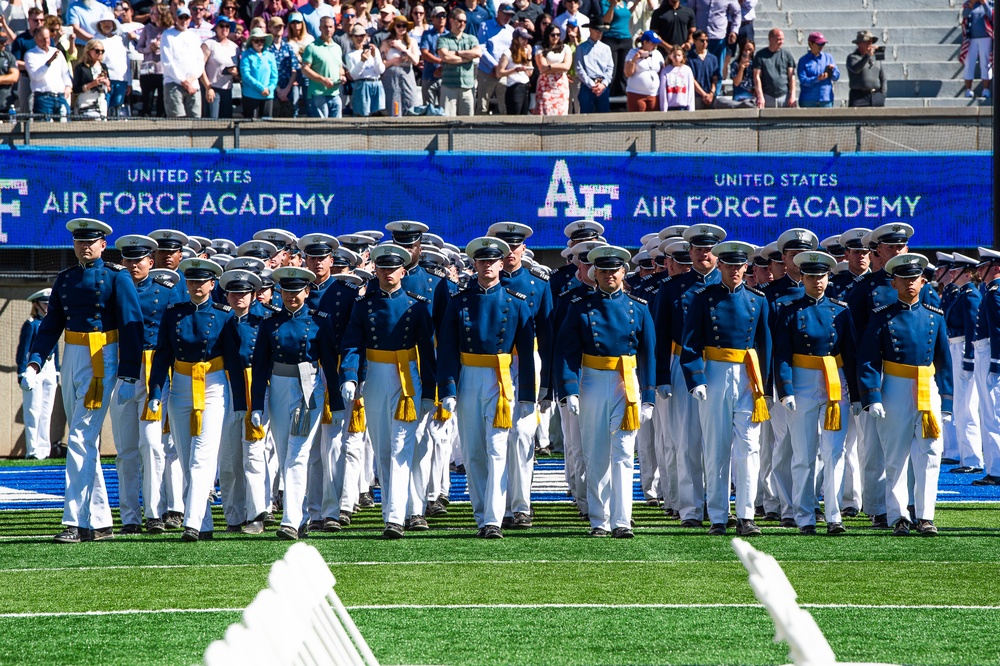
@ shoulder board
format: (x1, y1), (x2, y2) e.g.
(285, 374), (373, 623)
(213, 303), (232, 312)
(757, 281), (772, 291)
(627, 294), (647, 305)
(570, 295), (583, 303)
(104, 262), (125, 271)
(829, 298), (847, 308)
(152, 275), (175, 288)
(872, 303), (891, 314)
(988, 283), (1000, 293)
(853, 274), (866, 283)
(309, 309), (329, 318)
(427, 265), (449, 280)
(166, 300), (187, 310)
(528, 266), (550, 281)
(356, 294), (367, 302)
(406, 290), (430, 303)
(746, 286), (765, 297)
(923, 304), (944, 316)
(505, 288), (527, 300)
(640, 273), (655, 283)
(264, 302), (282, 312)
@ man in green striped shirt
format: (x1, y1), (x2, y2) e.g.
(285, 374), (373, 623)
(436, 9), (482, 116)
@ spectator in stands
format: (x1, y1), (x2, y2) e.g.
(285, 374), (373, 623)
(555, 0), (588, 38)
(692, 0), (738, 96)
(459, 0), (490, 40)
(346, 24), (385, 115)
(67, 0), (113, 48)
(137, 4), (169, 116)
(354, 0), (375, 31)
(687, 29), (717, 108)
(796, 32), (837, 108)
(45, 14), (79, 64)
(300, 16), (344, 117)
(846, 29), (885, 107)
(564, 19), (583, 112)
(219, 2), (249, 44)
(73, 39), (110, 118)
(598, 0), (631, 98)
(534, 23), (571, 115)
(476, 2), (515, 115)
(531, 13), (552, 45)
(724, 0), (755, 79)
(659, 44), (694, 111)
(961, 0), (992, 99)
(409, 4), (428, 39)
(370, 5), (397, 48)
(752, 27), (795, 108)
(649, 0), (694, 51)
(725, 37), (755, 107)
(496, 25), (532, 114)
(300, 0), (335, 39)
(575, 21), (612, 113)
(94, 17), (129, 117)
(513, 0), (543, 27)
(0, 32), (16, 112)
(0, 12), (14, 42)
(334, 8), (355, 52)
(286, 12), (313, 59)
(419, 5), (448, 107)
(161, 5), (205, 117)
(200, 17), (237, 118)
(268, 17), (300, 117)
(25, 26), (72, 119)
(240, 27), (277, 117)
(11, 8), (44, 115)
(252, 0), (288, 27)
(380, 14), (419, 115)
(624, 29), (664, 111)
(437, 8), (481, 116)
(187, 1), (215, 43)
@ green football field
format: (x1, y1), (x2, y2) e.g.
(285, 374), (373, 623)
(2, 480), (999, 666)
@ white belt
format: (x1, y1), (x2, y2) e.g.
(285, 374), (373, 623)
(974, 338), (990, 349)
(949, 336), (966, 345)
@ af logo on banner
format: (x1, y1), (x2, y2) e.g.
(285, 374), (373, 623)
(0, 179), (26, 243)
(537, 159), (619, 220)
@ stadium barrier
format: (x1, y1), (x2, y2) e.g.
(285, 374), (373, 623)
(202, 542), (379, 666)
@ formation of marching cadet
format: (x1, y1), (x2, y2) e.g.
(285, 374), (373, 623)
(20, 215), (998, 542)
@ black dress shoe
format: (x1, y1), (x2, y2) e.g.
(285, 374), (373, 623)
(841, 507), (859, 518)
(589, 527), (610, 537)
(679, 519), (703, 528)
(164, 512), (183, 530)
(814, 509), (826, 524)
(241, 521), (264, 535)
(915, 519), (938, 537)
(146, 518), (166, 534)
(322, 517), (342, 533)
(799, 525), (817, 536)
(426, 501), (448, 517)
(827, 522), (847, 535)
(383, 523), (404, 539)
(225, 524), (243, 533)
(437, 493), (450, 507)
(612, 527), (634, 539)
(780, 517), (797, 528)
(707, 524), (727, 536)
(199, 531), (214, 541)
(754, 505), (765, 518)
(53, 527), (81, 544)
(307, 519), (324, 533)
(501, 516), (515, 530)
(892, 519), (911, 536)
(736, 519), (761, 536)
(181, 527), (200, 542)
(871, 514), (889, 529)
(763, 512), (780, 522)
(645, 498), (660, 507)
(92, 527), (114, 541)
(407, 515), (429, 531)
(262, 512), (279, 527)
(950, 466), (977, 474)
(512, 512), (532, 528)
(339, 511), (352, 526)
(454, 464), (466, 475)
(120, 524), (142, 535)
(941, 457), (960, 465)
(483, 525), (504, 539)
(358, 492), (375, 508)
(276, 526), (298, 540)
(972, 475), (1000, 486)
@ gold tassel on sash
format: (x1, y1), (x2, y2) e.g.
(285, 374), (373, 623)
(883, 361), (942, 439)
(793, 354), (844, 431)
(321, 391), (333, 425)
(704, 347), (770, 422)
(433, 387), (451, 422)
(460, 352), (514, 429)
(174, 357), (224, 436)
(349, 398), (367, 433)
(65, 330), (119, 410)
(581, 353), (641, 431)
(140, 349), (160, 421)
(243, 368), (266, 441)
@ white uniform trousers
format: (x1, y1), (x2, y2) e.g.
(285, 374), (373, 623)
(168, 369), (229, 533)
(788, 367), (849, 526)
(875, 373), (943, 525)
(757, 412), (779, 514)
(361, 431), (375, 491)
(858, 406), (887, 516)
(637, 413), (659, 501)
(321, 413), (367, 518)
(457, 365), (511, 528)
(306, 436), (324, 523)
(949, 339), (984, 467)
(669, 356), (705, 522)
(110, 366), (166, 524)
(218, 408), (248, 526)
(558, 400), (587, 515)
(653, 393), (677, 510)
(365, 358), (420, 526)
(768, 393), (795, 519)
(699, 359), (762, 525)
(505, 353), (538, 517)
(974, 339), (1000, 475)
(161, 382), (185, 516)
(578, 366), (637, 532)
(22, 356), (58, 459)
(60, 342), (116, 530)
(841, 411), (863, 511)
(408, 409), (435, 517)
(536, 402), (552, 450)
(427, 414), (456, 503)
(267, 373), (323, 530)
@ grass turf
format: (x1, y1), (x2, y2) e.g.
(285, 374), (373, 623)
(1, 496), (998, 664)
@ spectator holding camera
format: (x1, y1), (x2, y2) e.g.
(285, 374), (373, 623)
(846, 29), (885, 107)
(346, 24), (386, 116)
(796, 31), (838, 108)
(624, 29), (664, 111)
(728, 38), (755, 105)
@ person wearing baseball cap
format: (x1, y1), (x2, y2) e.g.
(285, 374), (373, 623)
(624, 31), (665, 112)
(17, 288), (58, 461)
(797, 31), (839, 108)
(846, 30), (885, 107)
(475, 3), (517, 114)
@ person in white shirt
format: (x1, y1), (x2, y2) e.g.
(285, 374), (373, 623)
(66, 0), (113, 48)
(658, 44), (695, 111)
(186, 0), (215, 42)
(95, 17), (130, 116)
(553, 0), (587, 38)
(624, 30), (665, 111)
(345, 24), (385, 116)
(24, 26), (72, 118)
(160, 5), (204, 117)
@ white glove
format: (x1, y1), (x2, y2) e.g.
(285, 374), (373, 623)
(942, 411), (953, 424)
(868, 402), (886, 419)
(566, 394), (580, 415)
(692, 385), (707, 401)
(961, 369), (975, 383)
(250, 411), (264, 427)
(781, 395), (796, 411)
(442, 396), (457, 413)
(116, 379), (137, 405)
(518, 401), (536, 420)
(851, 401), (863, 416)
(147, 399), (161, 414)
(340, 381), (356, 405)
(656, 384), (672, 400)
(20, 366), (38, 391)
(640, 402), (654, 423)
(421, 398), (436, 416)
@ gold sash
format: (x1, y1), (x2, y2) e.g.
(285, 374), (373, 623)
(461, 352), (515, 428)
(366, 347), (418, 422)
(883, 360), (941, 439)
(65, 329), (118, 410)
(174, 357), (224, 435)
(581, 353), (641, 431)
(703, 347), (770, 423)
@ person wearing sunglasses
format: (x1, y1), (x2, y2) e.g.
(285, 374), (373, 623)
(94, 17), (130, 116)
(435, 8), (481, 116)
(74, 38), (111, 117)
(240, 26), (277, 118)
(200, 16), (238, 117)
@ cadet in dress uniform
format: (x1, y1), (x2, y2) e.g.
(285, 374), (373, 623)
(651, 224), (725, 528)
(17, 289), (58, 460)
(24, 219), (144, 543)
(253, 228), (298, 269)
(216, 269), (271, 535)
(942, 252), (984, 474)
(250, 267), (339, 540)
(857, 253), (952, 536)
(339, 244), (437, 539)
(147, 258), (247, 542)
(549, 220), (605, 298)
(972, 248), (1000, 487)
(109, 234), (184, 534)
(149, 229), (188, 271)
(681, 241), (770, 537)
(557, 246), (656, 539)
(437, 237), (536, 538)
(301, 233), (342, 310)
(773, 252), (859, 535)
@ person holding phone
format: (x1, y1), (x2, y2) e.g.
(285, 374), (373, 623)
(345, 23), (386, 116)
(496, 26), (534, 114)
(797, 31), (838, 108)
(846, 30), (886, 107)
(624, 30), (664, 111)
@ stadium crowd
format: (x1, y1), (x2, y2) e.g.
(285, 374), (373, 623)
(0, 0), (991, 119)
(15, 215), (998, 542)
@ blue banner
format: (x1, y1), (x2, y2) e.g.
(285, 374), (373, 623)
(0, 148), (990, 248)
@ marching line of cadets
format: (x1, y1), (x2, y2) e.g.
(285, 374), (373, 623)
(18, 215), (999, 542)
